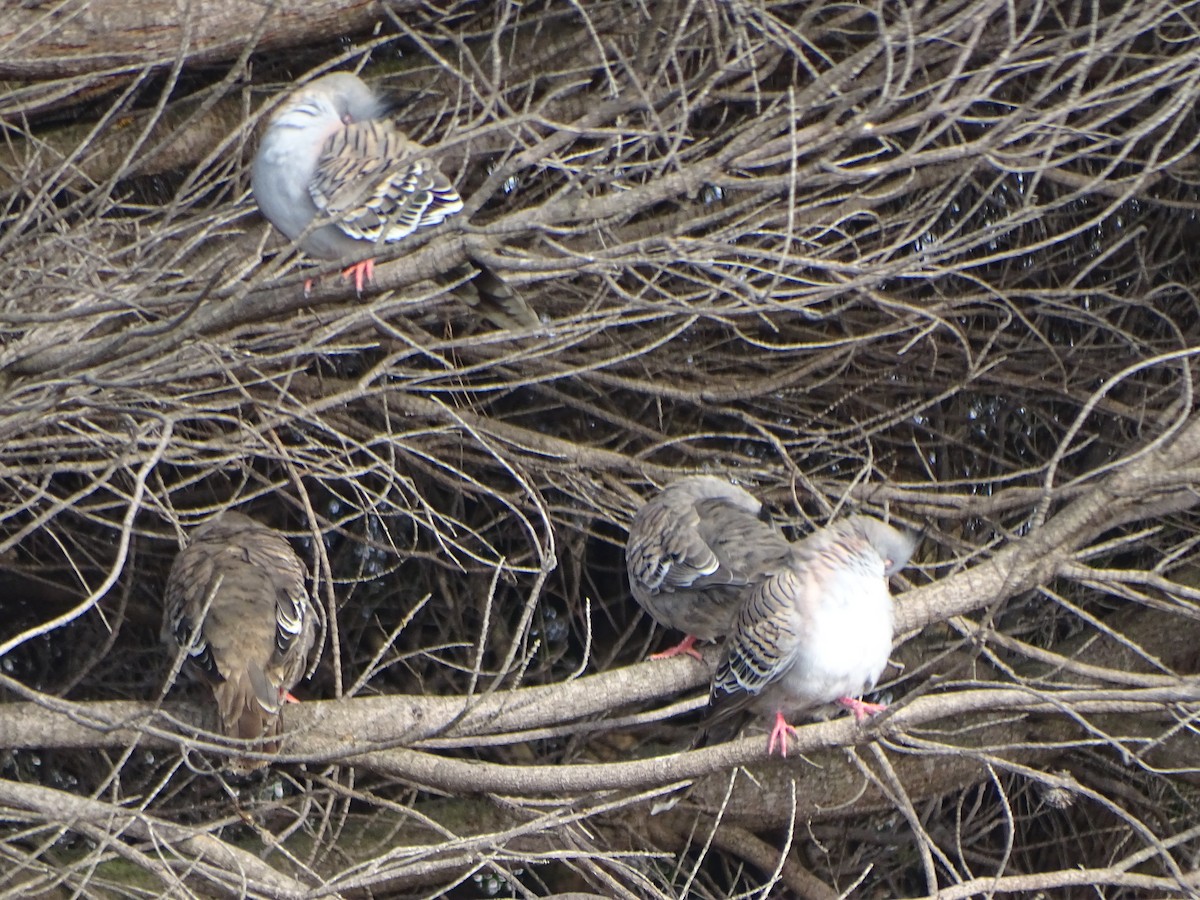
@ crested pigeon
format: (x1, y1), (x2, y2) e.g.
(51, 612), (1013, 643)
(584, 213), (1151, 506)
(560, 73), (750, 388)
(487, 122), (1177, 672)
(710, 515), (916, 756)
(251, 72), (463, 293)
(626, 475), (796, 660)
(162, 512), (318, 765)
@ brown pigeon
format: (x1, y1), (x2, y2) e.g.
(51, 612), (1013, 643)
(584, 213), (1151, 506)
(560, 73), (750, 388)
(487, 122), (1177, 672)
(162, 512), (318, 764)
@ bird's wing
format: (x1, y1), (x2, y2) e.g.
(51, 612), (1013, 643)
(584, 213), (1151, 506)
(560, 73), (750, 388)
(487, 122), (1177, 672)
(695, 496), (797, 583)
(232, 528), (315, 679)
(711, 567), (806, 702)
(162, 537), (224, 686)
(309, 119), (463, 244)
(627, 495), (757, 595)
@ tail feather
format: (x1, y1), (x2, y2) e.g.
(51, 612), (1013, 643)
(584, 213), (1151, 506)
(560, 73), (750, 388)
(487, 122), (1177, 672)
(213, 668), (283, 768)
(692, 701), (749, 750)
(459, 261), (540, 329)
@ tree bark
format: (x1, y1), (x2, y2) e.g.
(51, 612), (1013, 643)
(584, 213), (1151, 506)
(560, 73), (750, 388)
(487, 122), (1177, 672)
(0, 0), (405, 79)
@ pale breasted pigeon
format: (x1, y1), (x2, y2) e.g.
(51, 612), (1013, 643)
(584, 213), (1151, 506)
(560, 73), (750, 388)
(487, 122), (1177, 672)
(710, 515), (916, 756)
(251, 72), (463, 293)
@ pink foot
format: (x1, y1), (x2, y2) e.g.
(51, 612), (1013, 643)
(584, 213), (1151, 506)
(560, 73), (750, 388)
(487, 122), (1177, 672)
(341, 258), (376, 294)
(767, 711), (799, 757)
(649, 634), (703, 661)
(838, 696), (887, 722)
(283, 691), (302, 705)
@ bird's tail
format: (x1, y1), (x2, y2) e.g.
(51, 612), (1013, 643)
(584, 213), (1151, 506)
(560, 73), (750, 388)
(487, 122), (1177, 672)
(692, 711), (746, 750)
(692, 679), (754, 749)
(459, 259), (540, 330)
(213, 664), (283, 769)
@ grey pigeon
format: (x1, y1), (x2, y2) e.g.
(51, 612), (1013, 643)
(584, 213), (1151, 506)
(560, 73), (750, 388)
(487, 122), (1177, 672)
(626, 476), (796, 659)
(710, 515), (916, 756)
(251, 72), (463, 293)
(162, 512), (318, 764)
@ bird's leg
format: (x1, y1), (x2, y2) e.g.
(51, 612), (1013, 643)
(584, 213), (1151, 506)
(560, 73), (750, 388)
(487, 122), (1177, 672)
(341, 258), (376, 295)
(767, 711), (800, 757)
(649, 633), (703, 661)
(838, 696), (887, 721)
